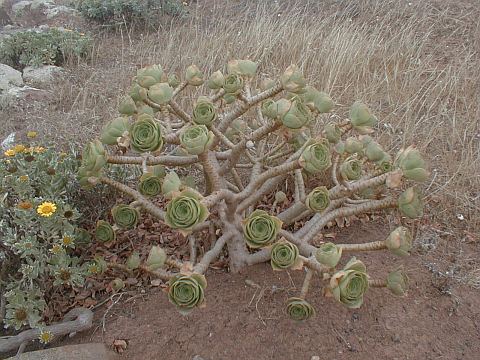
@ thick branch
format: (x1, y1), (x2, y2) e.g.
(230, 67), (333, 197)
(0, 308), (93, 354)
(107, 154), (198, 166)
(339, 241), (387, 252)
(300, 268), (314, 299)
(193, 233), (230, 274)
(169, 99), (192, 122)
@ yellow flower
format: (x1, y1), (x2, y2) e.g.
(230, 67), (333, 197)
(37, 202), (57, 217)
(24, 147), (34, 154)
(62, 236), (74, 246)
(27, 131), (38, 138)
(38, 330), (54, 344)
(34, 146), (46, 153)
(50, 244), (63, 254)
(18, 201), (33, 210)
(19, 175), (29, 182)
(13, 144), (26, 153)
(4, 149), (16, 157)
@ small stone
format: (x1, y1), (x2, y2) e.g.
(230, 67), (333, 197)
(23, 65), (65, 88)
(7, 343), (117, 360)
(311, 356), (320, 360)
(193, 356), (206, 360)
(0, 64), (24, 91)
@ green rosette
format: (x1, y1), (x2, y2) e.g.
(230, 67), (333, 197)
(301, 86), (334, 113)
(118, 96), (137, 115)
(340, 157), (362, 180)
(145, 246), (167, 271)
(227, 59), (258, 77)
(330, 257), (369, 308)
(270, 240), (300, 270)
(315, 242), (342, 268)
(100, 117), (131, 145)
(344, 137), (363, 154)
(95, 220), (116, 243)
(164, 190), (210, 235)
(223, 73), (244, 94)
(398, 187), (424, 219)
(305, 186), (330, 212)
(78, 140), (107, 187)
(147, 82), (173, 105)
(111, 204), (140, 229)
(129, 114), (163, 153)
(136, 64), (163, 88)
(207, 70), (225, 89)
(138, 173), (162, 197)
(286, 297), (315, 321)
(395, 146), (429, 182)
(180, 125), (215, 155)
(280, 65), (306, 93)
(280, 97), (311, 129)
(168, 274), (207, 314)
(349, 101), (377, 134)
(192, 98), (216, 125)
(324, 123), (342, 143)
(243, 210), (282, 249)
(162, 171), (181, 199)
(387, 267), (409, 296)
(299, 140), (332, 174)
(385, 226), (412, 256)
(261, 99), (278, 119)
(185, 65), (204, 86)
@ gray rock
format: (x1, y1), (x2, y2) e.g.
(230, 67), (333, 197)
(45, 5), (78, 19)
(31, 0), (54, 10)
(6, 343), (118, 360)
(23, 65), (65, 88)
(12, 1), (32, 14)
(0, 64), (24, 92)
(0, 85), (50, 109)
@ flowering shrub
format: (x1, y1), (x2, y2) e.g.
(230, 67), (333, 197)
(0, 28), (92, 70)
(0, 134), (91, 331)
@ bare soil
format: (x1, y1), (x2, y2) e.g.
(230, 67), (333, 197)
(70, 222), (480, 360)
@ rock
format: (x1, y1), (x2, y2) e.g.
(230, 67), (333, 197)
(0, 0), (12, 26)
(45, 5), (78, 19)
(311, 356), (320, 360)
(0, 64), (24, 92)
(6, 343), (118, 360)
(1, 132), (16, 151)
(12, 1), (32, 14)
(0, 85), (50, 109)
(31, 0), (54, 10)
(23, 65), (65, 88)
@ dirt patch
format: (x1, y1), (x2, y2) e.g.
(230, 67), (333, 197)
(67, 222), (480, 360)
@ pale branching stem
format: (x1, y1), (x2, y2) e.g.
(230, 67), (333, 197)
(294, 169), (306, 202)
(294, 176), (300, 203)
(294, 199), (346, 239)
(94, 177), (165, 220)
(265, 149), (294, 163)
(107, 154), (198, 166)
(246, 248), (271, 265)
(193, 233), (231, 274)
(234, 163), (254, 168)
(369, 279), (387, 288)
(165, 258), (183, 269)
(299, 256), (329, 274)
(160, 105), (172, 132)
(198, 151), (223, 192)
(216, 84), (283, 134)
(329, 171), (399, 199)
(302, 197), (397, 244)
(202, 190), (235, 208)
(141, 153), (149, 173)
(210, 125), (235, 149)
(0, 308), (93, 354)
(231, 168), (245, 190)
(189, 235), (197, 264)
(236, 160), (302, 202)
(279, 229), (317, 256)
(164, 131), (181, 145)
(143, 97), (162, 110)
(332, 155), (341, 186)
(300, 268), (314, 299)
(277, 203), (309, 223)
(238, 92), (249, 103)
(172, 81), (188, 97)
(226, 181), (240, 192)
(255, 104), (266, 126)
(262, 140), (287, 160)
(210, 89), (226, 103)
(237, 174), (287, 213)
(339, 241), (387, 252)
(169, 99), (192, 123)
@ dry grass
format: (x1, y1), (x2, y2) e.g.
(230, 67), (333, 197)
(1, 0), (478, 272)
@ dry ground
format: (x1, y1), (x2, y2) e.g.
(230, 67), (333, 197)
(1, 0), (480, 359)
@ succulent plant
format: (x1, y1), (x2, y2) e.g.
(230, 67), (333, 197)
(111, 204), (140, 229)
(315, 242), (342, 268)
(305, 186), (330, 212)
(78, 61), (428, 320)
(243, 210), (282, 249)
(270, 240), (300, 270)
(95, 220), (116, 242)
(330, 258), (369, 308)
(129, 114), (164, 153)
(180, 125), (215, 155)
(286, 297), (315, 321)
(164, 190), (210, 234)
(138, 173), (163, 197)
(168, 274), (207, 314)
(386, 268), (409, 296)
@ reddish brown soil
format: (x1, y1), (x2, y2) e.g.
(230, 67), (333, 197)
(69, 223), (480, 360)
